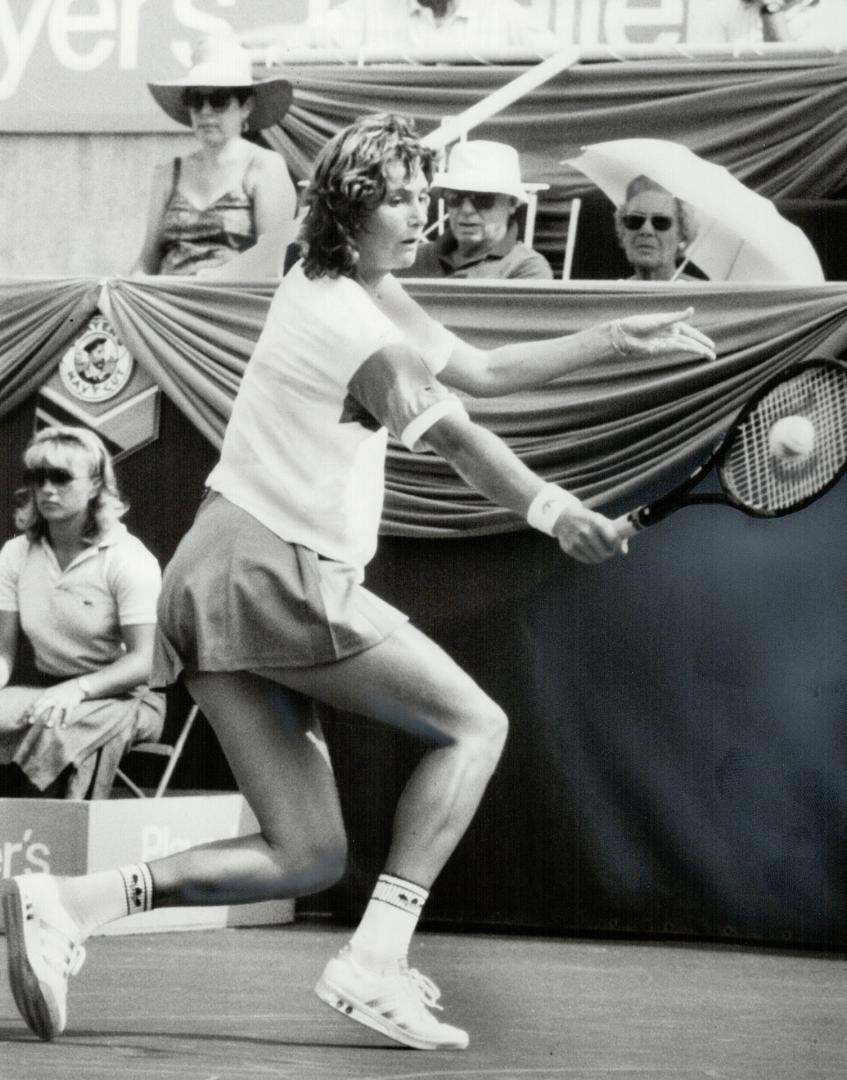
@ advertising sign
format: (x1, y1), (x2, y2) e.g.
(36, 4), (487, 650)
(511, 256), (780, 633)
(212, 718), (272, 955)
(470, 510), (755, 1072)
(0, 0), (307, 131)
(1, 0), (694, 133)
(554, 0), (690, 46)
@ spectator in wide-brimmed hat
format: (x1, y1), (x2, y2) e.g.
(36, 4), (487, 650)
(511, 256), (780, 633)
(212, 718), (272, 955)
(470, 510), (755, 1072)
(401, 140), (553, 280)
(132, 33), (297, 277)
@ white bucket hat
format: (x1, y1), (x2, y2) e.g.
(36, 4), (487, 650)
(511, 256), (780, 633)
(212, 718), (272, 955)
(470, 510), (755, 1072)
(432, 141), (528, 204)
(147, 33), (292, 132)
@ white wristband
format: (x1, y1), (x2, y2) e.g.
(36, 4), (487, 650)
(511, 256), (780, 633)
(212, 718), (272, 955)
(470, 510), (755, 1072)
(77, 676), (93, 700)
(526, 484), (582, 537)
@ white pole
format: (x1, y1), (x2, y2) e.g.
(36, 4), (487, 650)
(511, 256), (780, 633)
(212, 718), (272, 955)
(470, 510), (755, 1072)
(562, 196), (582, 280)
(420, 47), (581, 150)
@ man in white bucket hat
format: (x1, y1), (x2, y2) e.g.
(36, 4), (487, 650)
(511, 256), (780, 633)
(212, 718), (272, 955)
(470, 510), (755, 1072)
(133, 34), (296, 276)
(402, 140), (553, 280)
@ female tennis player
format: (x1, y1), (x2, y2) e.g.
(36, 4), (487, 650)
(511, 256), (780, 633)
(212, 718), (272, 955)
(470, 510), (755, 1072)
(2, 113), (714, 1051)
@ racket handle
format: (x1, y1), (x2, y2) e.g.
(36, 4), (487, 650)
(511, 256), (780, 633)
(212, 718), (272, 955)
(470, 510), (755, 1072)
(613, 508), (646, 540)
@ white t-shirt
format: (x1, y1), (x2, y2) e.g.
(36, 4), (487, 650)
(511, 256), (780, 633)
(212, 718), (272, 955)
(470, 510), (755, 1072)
(0, 523), (161, 678)
(207, 263), (464, 572)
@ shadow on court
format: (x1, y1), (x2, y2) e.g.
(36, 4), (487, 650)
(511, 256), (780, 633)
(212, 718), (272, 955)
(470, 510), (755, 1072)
(1, 923), (845, 1079)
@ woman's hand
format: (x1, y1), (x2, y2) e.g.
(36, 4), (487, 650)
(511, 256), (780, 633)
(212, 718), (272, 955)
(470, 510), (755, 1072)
(553, 504), (628, 564)
(24, 679), (87, 730)
(610, 307), (716, 363)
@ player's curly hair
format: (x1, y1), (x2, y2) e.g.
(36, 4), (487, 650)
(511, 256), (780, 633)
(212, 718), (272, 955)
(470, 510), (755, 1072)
(15, 426), (128, 543)
(300, 112), (436, 280)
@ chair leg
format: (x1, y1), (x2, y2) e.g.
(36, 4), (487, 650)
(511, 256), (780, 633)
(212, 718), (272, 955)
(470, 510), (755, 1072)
(114, 766), (148, 799)
(152, 704), (200, 798)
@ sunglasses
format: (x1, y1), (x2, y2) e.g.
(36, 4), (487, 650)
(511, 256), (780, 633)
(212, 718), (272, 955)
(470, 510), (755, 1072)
(23, 467), (85, 488)
(444, 191), (499, 211)
(182, 89), (238, 112)
(621, 213), (675, 232)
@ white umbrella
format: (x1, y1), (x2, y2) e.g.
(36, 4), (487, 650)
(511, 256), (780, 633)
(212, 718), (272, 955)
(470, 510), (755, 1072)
(562, 138), (824, 284)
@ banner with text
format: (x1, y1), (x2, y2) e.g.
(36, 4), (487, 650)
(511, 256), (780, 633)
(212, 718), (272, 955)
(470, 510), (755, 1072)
(0, 0), (304, 131)
(2, 0), (695, 132)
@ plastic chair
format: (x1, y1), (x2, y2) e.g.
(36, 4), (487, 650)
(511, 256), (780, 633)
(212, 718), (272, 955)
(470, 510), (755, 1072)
(114, 703), (199, 799)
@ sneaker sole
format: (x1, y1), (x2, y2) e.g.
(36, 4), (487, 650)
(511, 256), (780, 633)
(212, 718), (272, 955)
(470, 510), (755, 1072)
(1, 880), (63, 1041)
(314, 973), (468, 1051)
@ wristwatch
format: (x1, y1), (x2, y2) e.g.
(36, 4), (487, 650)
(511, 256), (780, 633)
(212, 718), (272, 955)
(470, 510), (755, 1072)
(760, 1), (785, 13)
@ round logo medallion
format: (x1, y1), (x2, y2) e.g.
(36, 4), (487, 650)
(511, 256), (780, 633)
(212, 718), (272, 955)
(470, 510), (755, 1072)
(59, 317), (133, 403)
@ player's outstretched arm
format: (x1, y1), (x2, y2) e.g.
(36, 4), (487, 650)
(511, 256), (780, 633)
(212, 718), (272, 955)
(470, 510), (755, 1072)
(440, 307), (715, 398)
(423, 410), (624, 565)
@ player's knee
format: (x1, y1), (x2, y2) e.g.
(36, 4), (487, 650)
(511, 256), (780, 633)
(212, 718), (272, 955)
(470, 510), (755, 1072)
(303, 841), (347, 893)
(284, 830), (348, 894)
(461, 701), (509, 770)
(484, 702), (509, 757)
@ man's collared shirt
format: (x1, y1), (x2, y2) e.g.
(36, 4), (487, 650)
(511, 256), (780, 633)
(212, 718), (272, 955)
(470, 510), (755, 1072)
(403, 222), (554, 280)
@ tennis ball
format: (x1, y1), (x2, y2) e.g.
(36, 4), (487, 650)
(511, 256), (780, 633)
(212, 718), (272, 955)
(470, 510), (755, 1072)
(768, 415), (815, 459)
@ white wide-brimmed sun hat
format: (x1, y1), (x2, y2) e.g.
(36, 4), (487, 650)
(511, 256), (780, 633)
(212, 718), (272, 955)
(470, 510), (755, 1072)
(147, 33), (292, 132)
(432, 141), (528, 204)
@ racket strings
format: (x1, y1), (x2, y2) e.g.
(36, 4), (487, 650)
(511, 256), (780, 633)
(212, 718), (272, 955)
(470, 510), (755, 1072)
(720, 363), (847, 513)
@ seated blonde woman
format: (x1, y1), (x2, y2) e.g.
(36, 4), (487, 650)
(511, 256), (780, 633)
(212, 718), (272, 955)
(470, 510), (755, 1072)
(0, 427), (164, 799)
(614, 175), (704, 282)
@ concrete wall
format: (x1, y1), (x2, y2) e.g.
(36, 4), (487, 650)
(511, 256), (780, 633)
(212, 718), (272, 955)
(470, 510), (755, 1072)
(0, 132), (195, 277)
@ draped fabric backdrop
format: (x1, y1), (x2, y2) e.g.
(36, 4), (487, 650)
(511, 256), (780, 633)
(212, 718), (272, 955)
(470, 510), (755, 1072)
(7, 275), (836, 528)
(261, 55), (847, 197)
(2, 276), (847, 946)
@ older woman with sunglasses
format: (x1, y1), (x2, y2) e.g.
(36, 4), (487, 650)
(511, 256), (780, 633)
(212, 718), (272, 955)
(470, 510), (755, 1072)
(404, 140), (553, 279)
(132, 34), (296, 277)
(0, 427), (164, 799)
(614, 175), (702, 282)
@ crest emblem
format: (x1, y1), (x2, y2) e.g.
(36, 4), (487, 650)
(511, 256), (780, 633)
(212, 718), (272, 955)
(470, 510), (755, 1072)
(37, 314), (160, 463)
(58, 317), (133, 403)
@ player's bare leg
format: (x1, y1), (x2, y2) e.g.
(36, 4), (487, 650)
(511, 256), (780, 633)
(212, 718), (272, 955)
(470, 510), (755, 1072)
(257, 620), (509, 1049)
(2, 677), (346, 1041)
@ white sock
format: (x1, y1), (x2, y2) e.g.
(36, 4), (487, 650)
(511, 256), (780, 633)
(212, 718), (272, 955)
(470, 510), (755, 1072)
(348, 873), (429, 971)
(59, 863), (154, 938)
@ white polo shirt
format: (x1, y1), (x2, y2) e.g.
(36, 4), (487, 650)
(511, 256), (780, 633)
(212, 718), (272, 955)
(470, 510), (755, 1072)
(0, 523), (161, 678)
(207, 263), (464, 573)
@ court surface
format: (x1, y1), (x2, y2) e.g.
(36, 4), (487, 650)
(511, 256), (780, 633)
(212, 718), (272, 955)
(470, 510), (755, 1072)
(1, 923), (845, 1080)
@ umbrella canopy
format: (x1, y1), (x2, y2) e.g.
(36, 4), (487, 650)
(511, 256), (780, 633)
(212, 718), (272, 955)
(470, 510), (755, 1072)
(562, 138), (824, 284)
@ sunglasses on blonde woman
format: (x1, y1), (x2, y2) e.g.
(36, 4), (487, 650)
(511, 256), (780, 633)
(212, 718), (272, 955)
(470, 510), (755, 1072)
(621, 213), (675, 232)
(23, 467), (84, 488)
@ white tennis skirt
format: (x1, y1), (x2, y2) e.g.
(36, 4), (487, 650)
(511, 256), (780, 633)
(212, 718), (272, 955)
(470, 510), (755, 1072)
(153, 492), (408, 685)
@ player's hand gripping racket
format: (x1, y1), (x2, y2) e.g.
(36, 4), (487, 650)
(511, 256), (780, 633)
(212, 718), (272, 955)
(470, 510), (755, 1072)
(614, 357), (847, 540)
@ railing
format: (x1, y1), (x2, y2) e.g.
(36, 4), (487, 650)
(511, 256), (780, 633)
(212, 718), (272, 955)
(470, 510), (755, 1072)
(249, 41), (847, 69)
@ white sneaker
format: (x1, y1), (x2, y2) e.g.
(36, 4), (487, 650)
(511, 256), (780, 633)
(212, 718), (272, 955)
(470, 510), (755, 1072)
(315, 946), (469, 1050)
(2, 875), (86, 1040)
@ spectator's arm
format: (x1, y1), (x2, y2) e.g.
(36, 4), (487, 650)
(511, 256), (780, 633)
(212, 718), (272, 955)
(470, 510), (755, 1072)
(249, 151), (299, 242)
(0, 610), (20, 690)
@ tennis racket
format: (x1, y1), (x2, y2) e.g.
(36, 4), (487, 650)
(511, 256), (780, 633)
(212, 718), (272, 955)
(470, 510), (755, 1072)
(614, 357), (847, 540)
